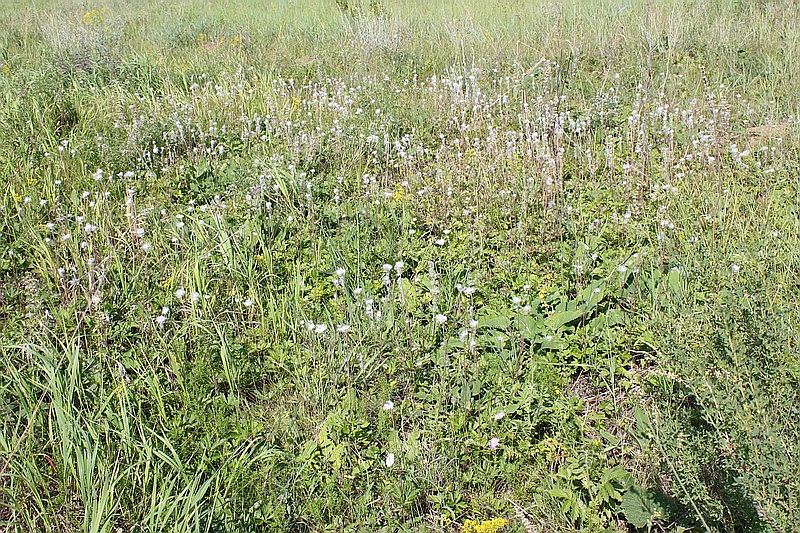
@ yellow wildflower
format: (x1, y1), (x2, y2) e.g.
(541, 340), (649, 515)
(392, 185), (409, 202)
(461, 517), (508, 533)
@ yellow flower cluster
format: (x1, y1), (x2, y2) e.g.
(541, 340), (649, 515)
(461, 518), (508, 533)
(82, 8), (107, 23)
(392, 185), (410, 202)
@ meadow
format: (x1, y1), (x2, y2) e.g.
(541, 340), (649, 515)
(1, 0), (799, 531)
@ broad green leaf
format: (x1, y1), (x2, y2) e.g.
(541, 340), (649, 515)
(516, 314), (544, 340)
(580, 281), (605, 309)
(633, 406), (652, 436)
(621, 486), (668, 528)
(545, 309), (584, 330)
(399, 278), (418, 310)
(477, 310), (511, 330)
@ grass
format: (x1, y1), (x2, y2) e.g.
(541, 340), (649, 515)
(1, 0), (799, 531)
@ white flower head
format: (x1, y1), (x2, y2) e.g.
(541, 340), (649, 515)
(336, 324), (351, 333)
(434, 314), (447, 325)
(488, 437), (500, 450)
(314, 323), (328, 334)
(493, 411), (505, 421)
(382, 400), (394, 411)
(175, 288), (186, 299)
(385, 453), (395, 468)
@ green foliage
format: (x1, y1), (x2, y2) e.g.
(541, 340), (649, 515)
(643, 285), (800, 532)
